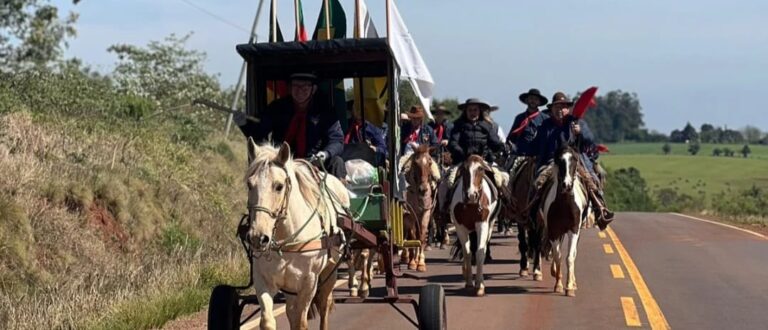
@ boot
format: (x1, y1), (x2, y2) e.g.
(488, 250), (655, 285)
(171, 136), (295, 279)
(589, 190), (614, 231)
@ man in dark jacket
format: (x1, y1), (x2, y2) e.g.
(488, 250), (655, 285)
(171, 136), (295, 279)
(345, 100), (388, 165)
(233, 73), (346, 179)
(447, 98), (505, 165)
(429, 105), (453, 147)
(530, 92), (614, 229)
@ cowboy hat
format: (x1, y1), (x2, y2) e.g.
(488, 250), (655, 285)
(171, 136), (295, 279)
(489, 105), (499, 112)
(433, 105), (451, 114)
(458, 98), (491, 111)
(289, 73), (318, 83)
(519, 88), (548, 105)
(548, 91), (573, 108)
(406, 105), (425, 119)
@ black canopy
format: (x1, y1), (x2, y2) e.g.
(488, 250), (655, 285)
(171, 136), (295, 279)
(236, 38), (396, 80)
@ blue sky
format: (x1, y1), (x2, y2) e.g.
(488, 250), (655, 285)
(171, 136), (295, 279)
(52, 0), (768, 133)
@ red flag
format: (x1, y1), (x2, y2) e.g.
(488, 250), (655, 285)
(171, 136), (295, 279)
(597, 144), (610, 153)
(572, 86), (598, 119)
(295, 0), (308, 42)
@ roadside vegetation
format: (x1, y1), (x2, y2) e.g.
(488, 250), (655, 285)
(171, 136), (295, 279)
(1, 2), (250, 328)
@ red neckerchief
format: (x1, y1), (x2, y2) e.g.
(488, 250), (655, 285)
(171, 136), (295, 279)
(435, 123), (445, 141)
(407, 127), (420, 143)
(345, 120), (363, 144)
(285, 109), (308, 157)
(511, 110), (541, 136)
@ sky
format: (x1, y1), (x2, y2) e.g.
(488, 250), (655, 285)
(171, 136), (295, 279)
(51, 0), (768, 133)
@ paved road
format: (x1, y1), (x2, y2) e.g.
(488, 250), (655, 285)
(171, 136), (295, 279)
(232, 213), (768, 330)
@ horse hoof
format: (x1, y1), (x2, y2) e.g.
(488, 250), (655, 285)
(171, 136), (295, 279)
(465, 283), (474, 290)
(350, 288), (358, 297)
(408, 263), (417, 270)
(476, 287), (485, 297)
(534, 274), (543, 281)
(555, 286), (564, 294)
(439, 243), (446, 250)
(565, 289), (576, 297)
(519, 269), (529, 277)
(360, 289), (370, 299)
(425, 245), (432, 251)
(417, 264), (427, 272)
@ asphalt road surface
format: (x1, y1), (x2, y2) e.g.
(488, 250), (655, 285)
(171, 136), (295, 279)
(229, 212), (768, 330)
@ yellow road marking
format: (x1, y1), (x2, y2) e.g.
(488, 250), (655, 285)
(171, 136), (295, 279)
(621, 297), (643, 327)
(607, 227), (671, 330)
(610, 264), (625, 278)
(603, 243), (615, 254)
(241, 279), (347, 330)
(598, 231), (607, 238)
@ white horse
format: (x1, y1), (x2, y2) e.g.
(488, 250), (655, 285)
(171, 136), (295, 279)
(244, 140), (349, 330)
(449, 155), (500, 297)
(539, 146), (589, 297)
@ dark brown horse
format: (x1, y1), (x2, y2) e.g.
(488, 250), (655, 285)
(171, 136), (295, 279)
(505, 156), (544, 280)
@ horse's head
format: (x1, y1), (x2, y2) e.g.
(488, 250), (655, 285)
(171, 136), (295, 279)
(554, 146), (579, 195)
(244, 139), (293, 251)
(406, 145), (436, 195)
(460, 155), (492, 203)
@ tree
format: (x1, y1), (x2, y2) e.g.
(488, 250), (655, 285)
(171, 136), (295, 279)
(108, 33), (221, 107)
(712, 148), (722, 157)
(700, 123), (717, 143)
(741, 144), (751, 158)
(681, 122), (698, 142)
(0, 0), (79, 70)
(397, 81), (419, 114)
(662, 143), (671, 155)
(723, 147), (734, 157)
(742, 126), (762, 144)
(582, 90), (645, 142)
(688, 141), (700, 155)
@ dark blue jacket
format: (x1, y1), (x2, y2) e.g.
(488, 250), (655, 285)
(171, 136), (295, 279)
(345, 120), (388, 159)
(534, 116), (595, 166)
(401, 121), (438, 155)
(506, 109), (548, 156)
(429, 120), (453, 143)
(238, 96), (344, 158)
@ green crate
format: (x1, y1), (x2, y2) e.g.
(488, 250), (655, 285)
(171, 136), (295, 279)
(349, 194), (387, 232)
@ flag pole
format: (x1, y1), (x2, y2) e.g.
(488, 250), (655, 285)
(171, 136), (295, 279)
(225, 0), (265, 136)
(271, 0), (277, 42)
(293, 0), (300, 40)
(324, 0), (331, 40)
(385, 0), (391, 44)
(355, 0), (361, 37)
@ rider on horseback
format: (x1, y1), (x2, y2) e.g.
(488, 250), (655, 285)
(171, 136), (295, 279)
(438, 98), (507, 212)
(530, 92), (615, 230)
(506, 88), (549, 171)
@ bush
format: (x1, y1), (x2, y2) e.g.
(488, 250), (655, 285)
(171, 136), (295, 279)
(712, 186), (768, 217)
(655, 188), (697, 212)
(604, 167), (655, 211)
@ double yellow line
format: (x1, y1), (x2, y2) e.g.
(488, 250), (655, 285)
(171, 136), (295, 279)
(605, 227), (671, 330)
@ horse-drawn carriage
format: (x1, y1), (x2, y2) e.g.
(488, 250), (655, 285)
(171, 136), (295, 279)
(207, 38), (447, 329)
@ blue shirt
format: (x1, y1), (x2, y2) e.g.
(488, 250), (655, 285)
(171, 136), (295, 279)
(506, 109), (548, 156)
(534, 116), (595, 166)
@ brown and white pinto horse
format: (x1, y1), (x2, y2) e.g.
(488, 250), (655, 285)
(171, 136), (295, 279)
(401, 145), (439, 272)
(538, 146), (590, 297)
(449, 155), (500, 296)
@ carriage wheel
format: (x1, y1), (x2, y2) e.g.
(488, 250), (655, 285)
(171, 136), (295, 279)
(418, 284), (447, 330)
(208, 285), (241, 330)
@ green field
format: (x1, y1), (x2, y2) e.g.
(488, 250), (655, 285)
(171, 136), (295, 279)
(601, 143), (768, 198)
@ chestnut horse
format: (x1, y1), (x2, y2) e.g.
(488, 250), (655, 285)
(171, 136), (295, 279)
(401, 145), (439, 272)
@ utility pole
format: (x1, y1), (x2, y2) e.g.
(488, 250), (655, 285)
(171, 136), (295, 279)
(224, 0), (266, 136)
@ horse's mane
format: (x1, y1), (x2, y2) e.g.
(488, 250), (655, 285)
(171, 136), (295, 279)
(245, 143), (323, 210)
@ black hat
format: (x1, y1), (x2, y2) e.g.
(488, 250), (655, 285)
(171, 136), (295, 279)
(547, 91), (574, 108)
(458, 98), (491, 111)
(433, 105), (450, 114)
(289, 73), (318, 83)
(519, 88), (548, 105)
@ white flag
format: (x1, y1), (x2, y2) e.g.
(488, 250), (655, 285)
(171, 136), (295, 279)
(356, 0), (379, 38)
(389, 1), (435, 119)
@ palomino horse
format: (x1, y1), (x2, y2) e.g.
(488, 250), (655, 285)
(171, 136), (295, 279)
(347, 248), (375, 298)
(538, 146), (590, 297)
(401, 145), (439, 272)
(244, 140), (349, 330)
(505, 156), (544, 280)
(449, 155), (500, 296)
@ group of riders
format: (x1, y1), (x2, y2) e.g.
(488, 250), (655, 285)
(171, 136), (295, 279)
(233, 73), (615, 241)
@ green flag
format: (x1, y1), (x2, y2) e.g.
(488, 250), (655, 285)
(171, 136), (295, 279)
(312, 0), (348, 129)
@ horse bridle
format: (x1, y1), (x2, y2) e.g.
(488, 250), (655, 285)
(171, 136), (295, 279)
(247, 162), (293, 251)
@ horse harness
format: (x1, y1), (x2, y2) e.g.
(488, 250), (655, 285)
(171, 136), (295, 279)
(244, 159), (345, 257)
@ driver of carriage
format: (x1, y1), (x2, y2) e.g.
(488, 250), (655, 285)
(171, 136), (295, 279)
(233, 73), (346, 179)
(443, 98), (507, 191)
(345, 100), (388, 163)
(531, 91), (614, 229)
